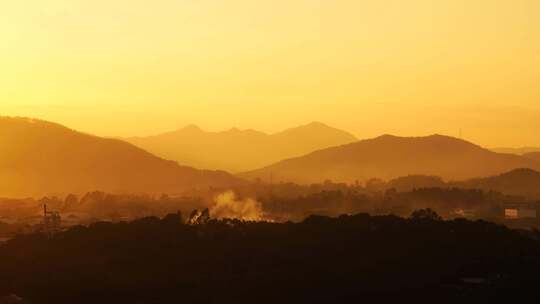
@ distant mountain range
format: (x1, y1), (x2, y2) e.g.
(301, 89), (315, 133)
(491, 147), (540, 155)
(0, 117), (243, 197)
(2, 117), (539, 198)
(124, 122), (357, 172)
(524, 152), (540, 163)
(241, 134), (540, 184)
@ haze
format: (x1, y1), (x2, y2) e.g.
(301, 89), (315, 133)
(3, 2), (540, 302)
(2, 0), (539, 147)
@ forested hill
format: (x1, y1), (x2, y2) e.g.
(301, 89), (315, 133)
(1, 213), (539, 303)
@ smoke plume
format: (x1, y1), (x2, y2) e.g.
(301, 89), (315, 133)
(210, 191), (264, 221)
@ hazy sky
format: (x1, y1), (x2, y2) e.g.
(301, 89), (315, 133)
(1, 0), (539, 147)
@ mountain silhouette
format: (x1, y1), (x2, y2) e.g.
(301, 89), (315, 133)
(491, 147), (540, 155)
(241, 134), (540, 184)
(524, 152), (540, 163)
(454, 168), (540, 199)
(124, 122), (357, 172)
(0, 117), (243, 197)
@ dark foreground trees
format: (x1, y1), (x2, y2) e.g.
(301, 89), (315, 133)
(0, 213), (539, 303)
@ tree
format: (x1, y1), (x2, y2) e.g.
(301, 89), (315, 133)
(410, 208), (442, 221)
(163, 211), (183, 225)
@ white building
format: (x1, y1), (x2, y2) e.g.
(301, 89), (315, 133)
(505, 208), (537, 219)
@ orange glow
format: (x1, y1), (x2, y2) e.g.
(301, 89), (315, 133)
(1, 0), (539, 147)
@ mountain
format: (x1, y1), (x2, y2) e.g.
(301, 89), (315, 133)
(491, 147), (540, 155)
(124, 122), (357, 172)
(454, 168), (540, 199)
(241, 134), (540, 184)
(524, 152), (540, 163)
(382, 169), (540, 199)
(0, 117), (243, 197)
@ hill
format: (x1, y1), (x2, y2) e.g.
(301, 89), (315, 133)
(241, 134), (540, 184)
(0, 117), (243, 197)
(1, 214), (539, 303)
(381, 169), (540, 199)
(454, 168), (540, 199)
(524, 152), (540, 163)
(124, 122), (357, 172)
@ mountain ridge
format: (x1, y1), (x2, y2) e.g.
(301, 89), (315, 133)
(524, 152), (540, 163)
(124, 121), (358, 172)
(241, 134), (540, 184)
(0, 117), (243, 197)
(453, 168), (540, 199)
(491, 147), (540, 155)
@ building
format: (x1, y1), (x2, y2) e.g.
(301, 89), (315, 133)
(503, 203), (537, 219)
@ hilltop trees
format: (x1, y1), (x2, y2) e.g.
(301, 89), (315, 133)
(0, 212), (539, 303)
(410, 208), (442, 221)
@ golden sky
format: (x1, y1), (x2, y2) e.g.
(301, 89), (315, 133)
(1, 0), (539, 147)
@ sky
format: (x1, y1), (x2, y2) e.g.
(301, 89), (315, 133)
(1, 0), (539, 147)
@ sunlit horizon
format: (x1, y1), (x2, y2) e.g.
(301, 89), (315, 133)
(2, 2), (540, 301)
(2, 0), (540, 146)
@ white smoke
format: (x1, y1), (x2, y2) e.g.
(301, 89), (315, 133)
(210, 191), (264, 221)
